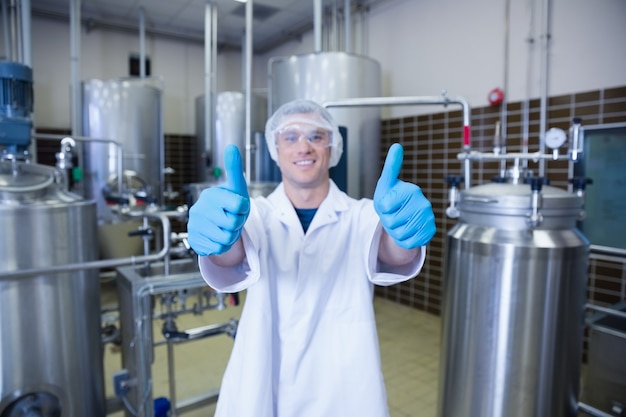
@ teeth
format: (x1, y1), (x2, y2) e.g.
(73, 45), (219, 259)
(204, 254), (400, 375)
(295, 160), (313, 165)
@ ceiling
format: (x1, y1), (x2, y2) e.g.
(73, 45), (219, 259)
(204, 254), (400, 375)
(29, 0), (372, 54)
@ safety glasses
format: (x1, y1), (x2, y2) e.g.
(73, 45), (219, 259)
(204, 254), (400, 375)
(275, 126), (332, 149)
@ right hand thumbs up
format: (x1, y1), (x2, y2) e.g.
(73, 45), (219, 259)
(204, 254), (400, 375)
(187, 144), (250, 256)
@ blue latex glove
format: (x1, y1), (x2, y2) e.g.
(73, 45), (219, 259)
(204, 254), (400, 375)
(187, 145), (250, 256)
(373, 143), (436, 249)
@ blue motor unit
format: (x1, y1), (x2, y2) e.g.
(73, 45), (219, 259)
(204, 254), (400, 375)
(0, 60), (33, 150)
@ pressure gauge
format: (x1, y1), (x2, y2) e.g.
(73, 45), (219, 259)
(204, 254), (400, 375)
(545, 128), (567, 149)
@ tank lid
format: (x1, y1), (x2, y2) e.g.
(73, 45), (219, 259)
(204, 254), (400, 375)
(0, 161), (56, 202)
(459, 182), (582, 215)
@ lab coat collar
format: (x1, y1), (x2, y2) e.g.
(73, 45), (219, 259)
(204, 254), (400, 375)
(267, 180), (349, 232)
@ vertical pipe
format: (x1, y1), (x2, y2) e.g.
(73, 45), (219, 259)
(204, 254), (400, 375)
(522, 0), (537, 164)
(8, 0), (17, 60)
(330, 0), (339, 51)
(314, 0), (322, 52)
(20, 0), (30, 66)
(244, 0), (252, 182)
(13, 0), (22, 62)
(211, 3), (217, 178)
(538, 0), (552, 176)
(204, 3), (213, 178)
(70, 0), (81, 137)
(212, 5), (217, 113)
(344, 0), (351, 53)
(167, 341), (177, 415)
(499, 0), (510, 176)
(1, 0), (10, 59)
(139, 6), (146, 78)
(167, 318), (178, 417)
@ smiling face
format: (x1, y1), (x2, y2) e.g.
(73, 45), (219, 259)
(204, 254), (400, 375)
(275, 113), (332, 191)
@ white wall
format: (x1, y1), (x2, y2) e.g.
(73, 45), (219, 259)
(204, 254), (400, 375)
(258, 0), (626, 119)
(370, 0), (626, 118)
(6, 0), (626, 132)
(24, 17), (245, 133)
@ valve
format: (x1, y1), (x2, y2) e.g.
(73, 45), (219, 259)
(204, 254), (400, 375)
(569, 177), (593, 194)
(445, 176), (464, 218)
(524, 177), (549, 228)
(105, 195), (130, 206)
(568, 117), (584, 162)
(491, 176), (507, 183)
(55, 137), (75, 170)
(128, 227), (154, 239)
(569, 177), (593, 220)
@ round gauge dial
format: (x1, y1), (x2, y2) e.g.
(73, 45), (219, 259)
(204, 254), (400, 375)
(545, 128), (567, 149)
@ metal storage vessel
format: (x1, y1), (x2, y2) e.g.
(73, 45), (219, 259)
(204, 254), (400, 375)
(195, 91), (269, 182)
(439, 182), (589, 417)
(82, 78), (163, 222)
(268, 51), (381, 198)
(0, 161), (103, 416)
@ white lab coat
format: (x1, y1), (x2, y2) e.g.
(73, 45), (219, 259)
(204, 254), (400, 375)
(198, 181), (425, 417)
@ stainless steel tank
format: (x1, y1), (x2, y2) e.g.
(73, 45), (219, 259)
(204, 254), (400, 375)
(195, 91), (269, 181)
(0, 161), (103, 416)
(194, 92), (212, 182)
(268, 51), (381, 198)
(439, 182), (589, 417)
(82, 78), (164, 222)
(213, 91), (245, 174)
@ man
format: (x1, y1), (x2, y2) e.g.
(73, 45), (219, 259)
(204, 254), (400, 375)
(187, 99), (435, 416)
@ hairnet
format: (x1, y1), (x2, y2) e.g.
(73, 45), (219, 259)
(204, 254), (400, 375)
(265, 99), (343, 168)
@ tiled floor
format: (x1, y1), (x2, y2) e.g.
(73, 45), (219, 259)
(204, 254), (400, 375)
(102, 284), (442, 417)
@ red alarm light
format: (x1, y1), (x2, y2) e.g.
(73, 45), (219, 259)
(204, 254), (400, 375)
(488, 88), (505, 106)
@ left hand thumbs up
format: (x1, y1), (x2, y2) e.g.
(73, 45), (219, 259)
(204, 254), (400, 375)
(373, 143), (436, 249)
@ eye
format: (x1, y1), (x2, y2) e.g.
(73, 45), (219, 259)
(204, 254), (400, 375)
(307, 133), (324, 143)
(280, 130), (299, 143)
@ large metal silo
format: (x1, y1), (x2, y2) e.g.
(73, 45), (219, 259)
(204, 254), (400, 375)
(195, 91), (269, 182)
(268, 51), (381, 198)
(439, 181), (589, 417)
(0, 161), (103, 417)
(213, 91), (245, 175)
(82, 78), (163, 222)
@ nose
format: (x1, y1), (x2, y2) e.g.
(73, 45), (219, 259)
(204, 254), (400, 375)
(294, 135), (313, 150)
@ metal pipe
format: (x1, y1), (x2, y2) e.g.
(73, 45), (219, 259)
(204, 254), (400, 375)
(131, 270), (211, 415)
(578, 401), (620, 417)
(210, 4), (217, 179)
(344, 0), (351, 53)
(499, 0), (510, 176)
(139, 6), (146, 78)
(457, 151), (570, 162)
(331, 0), (338, 51)
(160, 321), (236, 344)
(538, 0), (552, 176)
(70, 0), (81, 137)
(175, 390), (219, 414)
(591, 244), (626, 259)
(323, 95), (470, 133)
(323, 95), (472, 187)
(20, 0), (30, 66)
(244, 0), (253, 182)
(204, 3), (212, 179)
(314, 0), (322, 52)
(167, 326), (178, 417)
(8, 0), (17, 60)
(0, 211), (172, 280)
(124, 264), (235, 416)
(212, 4), (217, 134)
(34, 133), (124, 199)
(2, 0), (10, 60)
(586, 303), (626, 321)
(522, 0), (537, 161)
